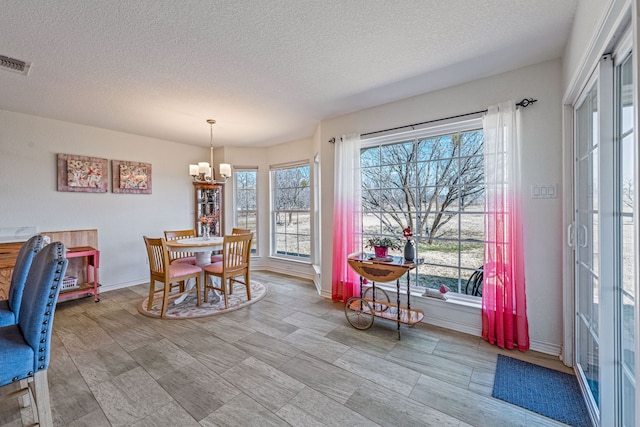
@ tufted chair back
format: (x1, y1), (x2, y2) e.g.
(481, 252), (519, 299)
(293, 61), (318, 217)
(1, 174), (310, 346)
(17, 241), (68, 375)
(1, 235), (45, 325)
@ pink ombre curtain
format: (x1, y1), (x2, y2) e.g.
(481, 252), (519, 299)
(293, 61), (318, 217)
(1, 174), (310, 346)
(331, 133), (362, 302)
(482, 102), (529, 351)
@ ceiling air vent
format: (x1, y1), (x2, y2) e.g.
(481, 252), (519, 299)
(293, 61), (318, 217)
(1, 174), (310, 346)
(0, 55), (30, 75)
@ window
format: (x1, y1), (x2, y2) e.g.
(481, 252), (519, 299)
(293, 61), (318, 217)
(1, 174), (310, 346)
(361, 120), (485, 295)
(271, 163), (311, 260)
(234, 168), (258, 254)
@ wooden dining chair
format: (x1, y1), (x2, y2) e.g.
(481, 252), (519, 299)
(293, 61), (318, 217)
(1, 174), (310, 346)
(143, 236), (202, 317)
(163, 229), (197, 265)
(203, 233), (252, 308)
(210, 228), (252, 263)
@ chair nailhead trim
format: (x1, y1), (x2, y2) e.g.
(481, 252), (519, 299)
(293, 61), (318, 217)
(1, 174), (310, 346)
(47, 302), (53, 307)
(12, 377), (18, 382)
(40, 339), (45, 343)
(45, 311), (50, 315)
(51, 286), (57, 290)
(28, 372), (33, 377)
(42, 320), (48, 325)
(39, 356), (44, 361)
(41, 329), (47, 334)
(39, 348), (45, 352)
(38, 366), (44, 370)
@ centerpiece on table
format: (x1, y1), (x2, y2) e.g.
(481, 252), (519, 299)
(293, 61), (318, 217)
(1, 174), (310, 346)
(199, 214), (213, 240)
(365, 236), (402, 259)
(403, 226), (415, 261)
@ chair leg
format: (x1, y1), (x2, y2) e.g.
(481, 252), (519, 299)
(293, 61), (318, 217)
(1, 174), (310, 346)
(222, 278), (229, 308)
(245, 270), (251, 301)
(195, 275), (201, 306)
(29, 371), (53, 427)
(161, 283), (170, 317)
(18, 379), (30, 408)
(203, 274), (209, 303)
(147, 279), (156, 311)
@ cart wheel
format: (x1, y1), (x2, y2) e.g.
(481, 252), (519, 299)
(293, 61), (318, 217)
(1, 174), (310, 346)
(94, 298), (100, 303)
(344, 297), (374, 330)
(363, 287), (390, 312)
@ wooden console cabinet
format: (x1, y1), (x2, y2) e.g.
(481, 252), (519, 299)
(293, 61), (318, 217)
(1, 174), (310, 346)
(0, 229), (99, 302)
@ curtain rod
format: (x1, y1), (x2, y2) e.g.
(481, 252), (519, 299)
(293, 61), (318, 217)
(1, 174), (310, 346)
(328, 98), (537, 143)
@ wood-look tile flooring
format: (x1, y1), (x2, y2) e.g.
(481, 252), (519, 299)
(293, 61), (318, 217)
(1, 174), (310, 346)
(0, 272), (573, 426)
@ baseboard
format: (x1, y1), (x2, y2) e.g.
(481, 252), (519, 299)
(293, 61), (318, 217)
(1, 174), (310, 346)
(100, 279), (146, 294)
(529, 340), (562, 357)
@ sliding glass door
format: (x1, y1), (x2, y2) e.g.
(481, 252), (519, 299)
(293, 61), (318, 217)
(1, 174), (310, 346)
(573, 30), (637, 426)
(617, 49), (635, 427)
(574, 77), (600, 417)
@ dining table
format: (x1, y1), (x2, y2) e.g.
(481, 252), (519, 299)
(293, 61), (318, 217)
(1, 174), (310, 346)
(165, 236), (223, 304)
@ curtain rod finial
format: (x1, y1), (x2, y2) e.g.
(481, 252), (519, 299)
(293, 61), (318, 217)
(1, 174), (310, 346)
(516, 98), (537, 108)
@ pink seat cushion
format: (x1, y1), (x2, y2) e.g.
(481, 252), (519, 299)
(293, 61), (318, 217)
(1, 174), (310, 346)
(211, 254), (223, 263)
(168, 263), (201, 279)
(171, 256), (197, 265)
(203, 262), (223, 274)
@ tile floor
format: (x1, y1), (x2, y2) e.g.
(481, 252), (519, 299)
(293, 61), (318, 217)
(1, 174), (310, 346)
(0, 272), (573, 426)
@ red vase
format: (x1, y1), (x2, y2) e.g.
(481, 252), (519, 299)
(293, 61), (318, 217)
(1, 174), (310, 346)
(374, 246), (388, 258)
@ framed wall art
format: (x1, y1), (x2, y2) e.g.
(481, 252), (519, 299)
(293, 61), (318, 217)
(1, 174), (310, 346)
(111, 160), (152, 194)
(57, 153), (108, 193)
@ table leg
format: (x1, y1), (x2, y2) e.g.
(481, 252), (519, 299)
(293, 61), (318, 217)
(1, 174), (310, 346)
(396, 277), (401, 340)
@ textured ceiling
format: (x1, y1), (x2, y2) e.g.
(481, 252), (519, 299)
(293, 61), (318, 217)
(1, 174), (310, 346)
(0, 0), (578, 147)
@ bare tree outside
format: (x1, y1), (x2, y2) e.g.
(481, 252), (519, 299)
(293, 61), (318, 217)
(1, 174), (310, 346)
(273, 165), (311, 258)
(361, 130), (486, 294)
(236, 169), (258, 253)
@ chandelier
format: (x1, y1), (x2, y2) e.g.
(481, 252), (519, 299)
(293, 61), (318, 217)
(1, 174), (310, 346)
(189, 119), (231, 183)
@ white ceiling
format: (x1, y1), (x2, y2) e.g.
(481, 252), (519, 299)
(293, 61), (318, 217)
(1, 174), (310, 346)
(0, 0), (578, 148)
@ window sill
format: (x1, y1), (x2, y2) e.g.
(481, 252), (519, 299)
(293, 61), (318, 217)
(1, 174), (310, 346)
(375, 284), (481, 309)
(268, 255), (311, 265)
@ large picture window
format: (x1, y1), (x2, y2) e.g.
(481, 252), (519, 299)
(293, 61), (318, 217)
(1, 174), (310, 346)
(361, 120), (485, 296)
(271, 163), (311, 260)
(234, 168), (258, 254)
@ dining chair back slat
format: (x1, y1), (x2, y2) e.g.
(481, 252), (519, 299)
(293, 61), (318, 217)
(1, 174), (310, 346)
(164, 229), (197, 265)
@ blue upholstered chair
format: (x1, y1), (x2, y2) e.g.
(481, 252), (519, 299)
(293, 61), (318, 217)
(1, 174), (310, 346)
(0, 242), (68, 426)
(0, 235), (45, 327)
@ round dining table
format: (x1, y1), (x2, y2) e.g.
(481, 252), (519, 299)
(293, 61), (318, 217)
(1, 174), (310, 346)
(165, 236), (223, 267)
(165, 236), (224, 303)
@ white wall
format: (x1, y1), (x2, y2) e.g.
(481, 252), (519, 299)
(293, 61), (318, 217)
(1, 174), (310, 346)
(319, 58), (565, 354)
(0, 110), (206, 290)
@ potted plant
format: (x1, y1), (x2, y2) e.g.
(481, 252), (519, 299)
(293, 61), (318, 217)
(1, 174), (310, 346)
(365, 236), (402, 258)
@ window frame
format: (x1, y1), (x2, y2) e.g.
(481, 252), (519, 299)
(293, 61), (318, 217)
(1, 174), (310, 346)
(233, 167), (259, 256)
(361, 117), (485, 297)
(270, 161), (312, 262)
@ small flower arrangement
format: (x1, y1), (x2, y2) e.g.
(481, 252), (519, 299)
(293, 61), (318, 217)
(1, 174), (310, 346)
(199, 212), (219, 225)
(365, 236), (402, 250)
(403, 226), (413, 240)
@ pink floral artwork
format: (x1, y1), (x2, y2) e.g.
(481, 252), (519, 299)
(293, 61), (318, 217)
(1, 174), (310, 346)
(67, 159), (103, 188)
(119, 164), (148, 189)
(112, 160), (152, 194)
(57, 154), (108, 193)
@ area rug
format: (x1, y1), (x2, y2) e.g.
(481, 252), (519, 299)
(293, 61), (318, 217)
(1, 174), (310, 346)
(492, 354), (591, 427)
(137, 281), (267, 319)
